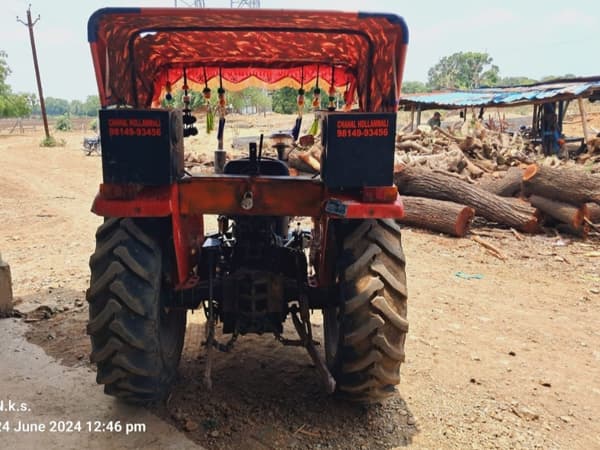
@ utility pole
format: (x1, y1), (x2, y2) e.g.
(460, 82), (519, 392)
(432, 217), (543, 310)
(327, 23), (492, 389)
(17, 5), (50, 140)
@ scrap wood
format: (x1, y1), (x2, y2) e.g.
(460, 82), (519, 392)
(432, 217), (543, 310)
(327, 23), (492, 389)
(293, 424), (320, 437)
(434, 126), (465, 144)
(583, 217), (600, 232)
(510, 227), (525, 241)
(471, 235), (507, 261)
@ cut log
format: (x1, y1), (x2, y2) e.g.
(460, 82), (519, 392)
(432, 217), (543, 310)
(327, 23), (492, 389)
(396, 140), (434, 154)
(398, 196), (475, 237)
(479, 167), (524, 197)
(523, 164), (600, 205)
(586, 202), (600, 223)
(396, 148), (466, 173)
(288, 150), (319, 173)
(529, 195), (588, 230)
(434, 127), (465, 144)
(394, 165), (539, 233)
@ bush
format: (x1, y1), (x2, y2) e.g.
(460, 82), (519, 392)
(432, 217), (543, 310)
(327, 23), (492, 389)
(55, 113), (72, 131)
(40, 135), (66, 147)
(89, 118), (98, 132)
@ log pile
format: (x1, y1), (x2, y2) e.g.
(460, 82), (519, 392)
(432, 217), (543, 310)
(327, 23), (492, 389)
(394, 166), (540, 234)
(387, 122), (600, 238)
(394, 126), (537, 181)
(394, 160), (600, 239)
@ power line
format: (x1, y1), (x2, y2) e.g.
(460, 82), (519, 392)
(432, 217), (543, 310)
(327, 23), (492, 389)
(231, 0), (261, 7)
(174, 0), (206, 7)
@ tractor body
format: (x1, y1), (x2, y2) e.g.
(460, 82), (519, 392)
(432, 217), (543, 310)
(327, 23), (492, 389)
(86, 7), (410, 403)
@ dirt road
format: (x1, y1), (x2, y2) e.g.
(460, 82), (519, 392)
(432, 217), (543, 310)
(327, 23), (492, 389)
(1, 126), (599, 449)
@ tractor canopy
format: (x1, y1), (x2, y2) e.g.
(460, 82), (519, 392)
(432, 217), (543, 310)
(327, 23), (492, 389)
(87, 8), (408, 112)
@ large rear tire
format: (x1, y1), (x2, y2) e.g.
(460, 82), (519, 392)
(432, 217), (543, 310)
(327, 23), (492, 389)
(86, 218), (186, 403)
(325, 219), (408, 402)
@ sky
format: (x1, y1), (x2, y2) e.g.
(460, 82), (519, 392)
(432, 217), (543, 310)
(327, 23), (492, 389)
(1, 0), (599, 100)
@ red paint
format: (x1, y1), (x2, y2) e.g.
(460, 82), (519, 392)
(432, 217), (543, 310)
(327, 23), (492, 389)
(91, 179), (404, 287)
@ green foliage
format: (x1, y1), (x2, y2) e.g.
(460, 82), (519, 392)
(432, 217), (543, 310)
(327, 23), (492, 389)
(89, 118), (98, 131)
(498, 76), (538, 86)
(55, 113), (72, 131)
(427, 51), (499, 90)
(0, 50), (10, 96)
(40, 135), (66, 147)
(401, 81), (429, 94)
(82, 95), (100, 116)
(271, 86), (329, 114)
(0, 50), (33, 118)
(540, 74), (576, 82)
(271, 87), (297, 114)
(36, 95), (99, 117)
(69, 99), (84, 115)
(228, 87), (271, 114)
(44, 97), (70, 115)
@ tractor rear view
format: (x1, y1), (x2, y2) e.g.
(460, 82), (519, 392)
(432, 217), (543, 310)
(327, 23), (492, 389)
(86, 7), (409, 404)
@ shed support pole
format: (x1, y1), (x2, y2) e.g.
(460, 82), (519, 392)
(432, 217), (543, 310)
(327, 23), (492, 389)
(416, 107), (421, 126)
(409, 106), (415, 131)
(577, 97), (589, 144)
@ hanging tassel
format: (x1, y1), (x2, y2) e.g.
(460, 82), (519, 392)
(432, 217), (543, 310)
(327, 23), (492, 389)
(203, 67), (213, 133)
(312, 65), (321, 109)
(328, 65), (336, 111)
(308, 117), (319, 136)
(217, 116), (226, 142)
(182, 67), (198, 137)
(292, 67), (305, 141)
(165, 80), (173, 102)
(216, 68), (226, 147)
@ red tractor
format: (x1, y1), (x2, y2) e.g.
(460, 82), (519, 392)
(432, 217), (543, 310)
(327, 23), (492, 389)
(86, 7), (409, 404)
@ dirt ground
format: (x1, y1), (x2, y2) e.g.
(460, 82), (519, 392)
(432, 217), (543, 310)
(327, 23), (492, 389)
(1, 119), (599, 449)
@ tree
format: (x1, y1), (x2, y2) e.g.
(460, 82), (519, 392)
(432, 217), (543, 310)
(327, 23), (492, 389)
(401, 81), (428, 94)
(540, 74), (576, 82)
(427, 52), (499, 90)
(229, 87), (271, 114)
(44, 97), (69, 115)
(0, 50), (10, 96)
(271, 87), (297, 114)
(0, 50), (33, 118)
(83, 95), (100, 116)
(271, 86), (331, 114)
(498, 76), (537, 87)
(69, 99), (84, 116)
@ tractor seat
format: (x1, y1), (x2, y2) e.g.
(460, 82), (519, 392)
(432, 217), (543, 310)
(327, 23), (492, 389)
(223, 157), (289, 176)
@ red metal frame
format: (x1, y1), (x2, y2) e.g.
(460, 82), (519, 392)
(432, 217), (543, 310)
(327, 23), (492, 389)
(92, 176), (404, 289)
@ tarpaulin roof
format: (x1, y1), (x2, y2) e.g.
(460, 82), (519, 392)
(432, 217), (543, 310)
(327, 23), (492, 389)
(87, 8), (409, 112)
(399, 77), (600, 110)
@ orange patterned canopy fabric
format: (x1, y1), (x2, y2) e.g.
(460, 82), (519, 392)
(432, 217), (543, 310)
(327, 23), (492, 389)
(88, 8), (408, 112)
